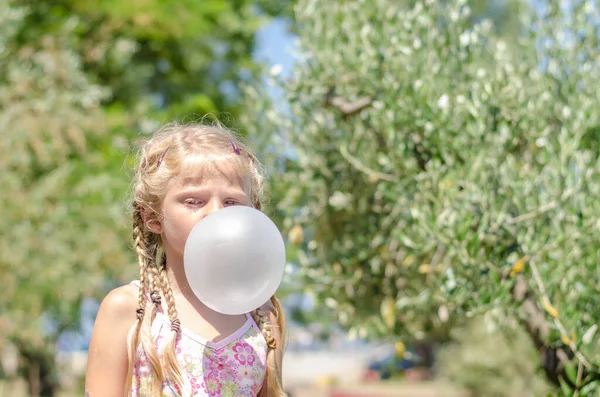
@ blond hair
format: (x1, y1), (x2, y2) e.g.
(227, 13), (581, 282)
(125, 122), (286, 397)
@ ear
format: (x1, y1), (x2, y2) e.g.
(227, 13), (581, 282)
(140, 206), (163, 234)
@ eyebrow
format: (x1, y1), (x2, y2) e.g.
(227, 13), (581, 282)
(179, 174), (244, 187)
(176, 185), (249, 197)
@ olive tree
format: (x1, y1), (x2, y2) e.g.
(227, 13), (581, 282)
(243, 0), (600, 394)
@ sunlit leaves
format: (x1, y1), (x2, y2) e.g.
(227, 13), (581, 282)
(243, 0), (600, 392)
(0, 0), (130, 349)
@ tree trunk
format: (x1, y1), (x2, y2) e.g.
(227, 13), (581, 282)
(28, 361), (40, 397)
(14, 339), (58, 397)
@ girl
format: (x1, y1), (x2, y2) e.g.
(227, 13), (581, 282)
(85, 122), (286, 397)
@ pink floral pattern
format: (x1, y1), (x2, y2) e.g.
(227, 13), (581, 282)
(130, 311), (267, 397)
(232, 341), (256, 366)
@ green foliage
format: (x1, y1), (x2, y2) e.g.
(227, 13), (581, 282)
(0, 0), (133, 392)
(0, 0), (125, 341)
(18, 0), (270, 121)
(435, 316), (551, 396)
(0, 0), (286, 392)
(243, 0), (600, 392)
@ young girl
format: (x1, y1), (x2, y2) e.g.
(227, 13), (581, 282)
(85, 122), (286, 397)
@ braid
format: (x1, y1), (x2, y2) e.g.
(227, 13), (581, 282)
(131, 202), (160, 303)
(132, 205), (148, 318)
(139, 254), (165, 396)
(252, 298), (286, 397)
(125, 203), (162, 394)
(158, 253), (180, 332)
(132, 202), (165, 395)
(146, 251), (161, 309)
(142, 220), (161, 310)
(251, 308), (277, 350)
(158, 252), (191, 394)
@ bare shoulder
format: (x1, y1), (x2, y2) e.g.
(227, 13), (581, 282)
(98, 284), (139, 319)
(90, 283), (139, 346)
(85, 283), (140, 395)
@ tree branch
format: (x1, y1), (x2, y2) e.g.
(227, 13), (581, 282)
(338, 144), (396, 182)
(512, 274), (599, 391)
(325, 88), (373, 117)
(489, 184), (580, 234)
(506, 185), (578, 225)
(528, 258), (593, 369)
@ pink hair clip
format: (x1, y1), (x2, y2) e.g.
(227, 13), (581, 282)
(157, 146), (171, 168)
(231, 141), (241, 155)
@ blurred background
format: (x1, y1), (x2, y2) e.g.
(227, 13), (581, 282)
(1, 0), (599, 396)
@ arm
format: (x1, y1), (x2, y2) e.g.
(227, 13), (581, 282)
(85, 285), (138, 397)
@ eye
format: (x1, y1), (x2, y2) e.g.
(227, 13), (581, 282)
(224, 199), (240, 206)
(184, 198), (203, 206)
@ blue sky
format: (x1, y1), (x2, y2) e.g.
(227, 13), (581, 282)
(254, 18), (297, 78)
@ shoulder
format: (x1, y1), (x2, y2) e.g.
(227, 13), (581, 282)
(92, 283), (140, 337)
(87, 283), (139, 360)
(98, 283), (139, 320)
(85, 283), (139, 394)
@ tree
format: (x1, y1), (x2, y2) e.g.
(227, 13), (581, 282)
(18, 0), (275, 121)
(0, 1), (132, 394)
(243, 0), (600, 394)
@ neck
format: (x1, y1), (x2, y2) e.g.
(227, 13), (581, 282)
(162, 246), (214, 312)
(165, 256), (192, 295)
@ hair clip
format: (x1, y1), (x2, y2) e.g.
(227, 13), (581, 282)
(230, 141), (241, 155)
(171, 319), (181, 334)
(136, 308), (145, 320)
(157, 146), (171, 168)
(150, 290), (162, 305)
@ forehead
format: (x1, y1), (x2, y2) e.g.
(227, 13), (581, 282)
(171, 155), (249, 191)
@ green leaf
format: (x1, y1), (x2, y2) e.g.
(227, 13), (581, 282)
(564, 361), (578, 385)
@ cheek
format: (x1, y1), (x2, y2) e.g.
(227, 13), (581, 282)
(162, 208), (197, 245)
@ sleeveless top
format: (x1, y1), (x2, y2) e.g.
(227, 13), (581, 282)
(129, 281), (268, 397)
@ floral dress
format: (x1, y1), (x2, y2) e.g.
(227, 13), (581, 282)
(129, 283), (267, 396)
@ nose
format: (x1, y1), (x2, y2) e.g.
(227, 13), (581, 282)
(206, 199), (224, 215)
